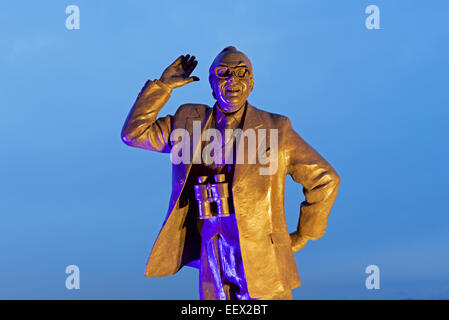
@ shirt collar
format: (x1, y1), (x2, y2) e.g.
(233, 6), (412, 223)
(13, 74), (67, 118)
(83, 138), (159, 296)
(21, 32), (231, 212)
(215, 101), (247, 128)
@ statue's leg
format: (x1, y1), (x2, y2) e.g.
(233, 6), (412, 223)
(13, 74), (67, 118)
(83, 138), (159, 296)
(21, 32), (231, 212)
(199, 235), (227, 300)
(216, 220), (255, 300)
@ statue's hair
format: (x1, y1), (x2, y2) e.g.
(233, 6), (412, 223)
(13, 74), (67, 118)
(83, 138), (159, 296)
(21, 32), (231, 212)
(220, 46), (238, 53)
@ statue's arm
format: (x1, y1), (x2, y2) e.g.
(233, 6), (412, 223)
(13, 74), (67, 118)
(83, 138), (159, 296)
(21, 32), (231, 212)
(121, 79), (174, 152)
(283, 118), (340, 252)
(121, 54), (199, 152)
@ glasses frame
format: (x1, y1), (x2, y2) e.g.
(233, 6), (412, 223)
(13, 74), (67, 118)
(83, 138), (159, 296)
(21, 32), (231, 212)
(214, 66), (251, 79)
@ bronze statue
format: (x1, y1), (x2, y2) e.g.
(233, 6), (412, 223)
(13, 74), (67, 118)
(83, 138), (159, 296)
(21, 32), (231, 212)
(121, 46), (340, 300)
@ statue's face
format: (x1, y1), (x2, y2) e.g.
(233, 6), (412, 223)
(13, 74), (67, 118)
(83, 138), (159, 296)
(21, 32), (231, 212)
(209, 51), (254, 112)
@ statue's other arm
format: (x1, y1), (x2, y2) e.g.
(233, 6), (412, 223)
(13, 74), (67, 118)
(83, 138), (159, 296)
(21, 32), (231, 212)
(283, 119), (340, 252)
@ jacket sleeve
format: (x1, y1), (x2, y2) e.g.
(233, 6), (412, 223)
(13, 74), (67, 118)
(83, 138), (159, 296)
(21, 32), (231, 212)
(283, 118), (340, 240)
(121, 80), (173, 153)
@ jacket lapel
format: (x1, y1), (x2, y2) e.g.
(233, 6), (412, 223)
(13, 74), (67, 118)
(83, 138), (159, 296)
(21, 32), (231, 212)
(166, 106), (213, 218)
(184, 106), (214, 179)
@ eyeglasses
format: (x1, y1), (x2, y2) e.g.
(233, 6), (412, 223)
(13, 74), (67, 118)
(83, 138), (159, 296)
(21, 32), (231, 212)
(214, 66), (251, 79)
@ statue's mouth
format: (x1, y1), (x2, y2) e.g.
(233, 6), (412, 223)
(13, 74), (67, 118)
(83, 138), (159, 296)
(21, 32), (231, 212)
(225, 87), (241, 96)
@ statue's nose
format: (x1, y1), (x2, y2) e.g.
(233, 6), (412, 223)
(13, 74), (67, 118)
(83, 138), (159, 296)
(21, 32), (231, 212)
(226, 75), (236, 83)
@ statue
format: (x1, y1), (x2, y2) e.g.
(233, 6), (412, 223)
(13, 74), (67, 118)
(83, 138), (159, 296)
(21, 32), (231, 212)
(121, 46), (340, 300)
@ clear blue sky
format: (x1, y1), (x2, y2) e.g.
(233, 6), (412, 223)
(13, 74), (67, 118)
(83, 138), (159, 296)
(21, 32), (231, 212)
(1, 0), (448, 299)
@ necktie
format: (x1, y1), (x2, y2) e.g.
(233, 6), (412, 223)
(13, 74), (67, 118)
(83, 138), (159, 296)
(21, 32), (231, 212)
(217, 112), (239, 145)
(214, 111), (238, 167)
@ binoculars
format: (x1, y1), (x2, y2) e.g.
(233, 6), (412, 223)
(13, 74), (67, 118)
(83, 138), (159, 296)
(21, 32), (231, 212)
(194, 174), (230, 219)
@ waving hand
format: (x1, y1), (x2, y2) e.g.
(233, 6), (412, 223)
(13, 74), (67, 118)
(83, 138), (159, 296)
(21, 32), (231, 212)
(159, 54), (199, 89)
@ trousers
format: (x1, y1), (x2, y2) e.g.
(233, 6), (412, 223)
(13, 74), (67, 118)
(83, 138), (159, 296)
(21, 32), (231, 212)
(198, 214), (292, 300)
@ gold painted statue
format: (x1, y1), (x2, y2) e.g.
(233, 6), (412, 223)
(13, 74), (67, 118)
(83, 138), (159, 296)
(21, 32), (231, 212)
(121, 46), (340, 300)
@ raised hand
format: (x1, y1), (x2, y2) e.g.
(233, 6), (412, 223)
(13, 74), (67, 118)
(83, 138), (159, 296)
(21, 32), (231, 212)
(159, 54), (199, 89)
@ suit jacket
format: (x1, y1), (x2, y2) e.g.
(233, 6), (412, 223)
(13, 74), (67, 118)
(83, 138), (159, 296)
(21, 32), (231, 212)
(121, 79), (340, 298)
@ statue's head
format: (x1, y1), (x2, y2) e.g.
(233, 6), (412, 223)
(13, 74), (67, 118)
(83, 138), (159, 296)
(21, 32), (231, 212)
(209, 46), (254, 112)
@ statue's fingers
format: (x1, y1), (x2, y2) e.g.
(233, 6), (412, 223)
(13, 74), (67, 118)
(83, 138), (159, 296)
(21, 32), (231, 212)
(189, 57), (197, 68)
(187, 55), (196, 66)
(182, 76), (200, 85)
(172, 55), (184, 66)
(182, 54), (191, 67)
(186, 60), (198, 76)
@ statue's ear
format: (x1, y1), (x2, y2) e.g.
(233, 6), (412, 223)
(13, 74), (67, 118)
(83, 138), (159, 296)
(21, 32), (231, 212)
(209, 74), (217, 99)
(249, 77), (255, 92)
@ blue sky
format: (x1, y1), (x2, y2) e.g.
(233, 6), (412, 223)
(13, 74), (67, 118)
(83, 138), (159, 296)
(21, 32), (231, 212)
(1, 0), (448, 299)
